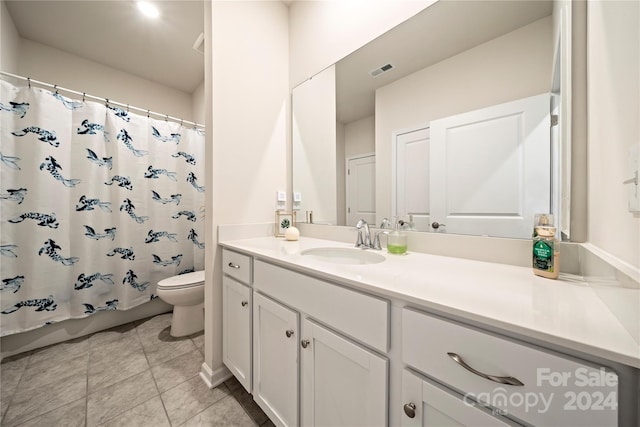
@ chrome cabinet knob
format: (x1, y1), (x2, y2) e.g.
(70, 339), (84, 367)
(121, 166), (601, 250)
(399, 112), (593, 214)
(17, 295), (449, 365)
(431, 222), (445, 230)
(403, 402), (416, 418)
(241, 301), (248, 307)
(301, 339), (310, 349)
(285, 329), (294, 338)
(228, 262), (240, 269)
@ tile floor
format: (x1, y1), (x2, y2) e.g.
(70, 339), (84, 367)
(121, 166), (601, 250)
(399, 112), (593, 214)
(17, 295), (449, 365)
(0, 313), (274, 427)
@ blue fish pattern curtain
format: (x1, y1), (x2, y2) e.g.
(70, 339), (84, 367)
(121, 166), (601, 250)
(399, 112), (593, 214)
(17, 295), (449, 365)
(0, 80), (205, 336)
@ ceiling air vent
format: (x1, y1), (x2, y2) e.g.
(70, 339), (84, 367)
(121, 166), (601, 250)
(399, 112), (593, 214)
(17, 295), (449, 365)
(369, 63), (394, 78)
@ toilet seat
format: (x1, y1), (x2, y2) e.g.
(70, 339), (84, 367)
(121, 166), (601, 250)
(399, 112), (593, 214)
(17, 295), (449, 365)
(157, 270), (205, 290)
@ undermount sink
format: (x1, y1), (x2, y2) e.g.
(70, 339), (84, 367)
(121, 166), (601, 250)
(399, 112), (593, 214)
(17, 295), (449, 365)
(300, 247), (385, 265)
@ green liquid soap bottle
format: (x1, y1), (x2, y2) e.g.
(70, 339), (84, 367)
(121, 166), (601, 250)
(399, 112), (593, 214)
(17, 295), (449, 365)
(387, 218), (407, 255)
(532, 214), (559, 279)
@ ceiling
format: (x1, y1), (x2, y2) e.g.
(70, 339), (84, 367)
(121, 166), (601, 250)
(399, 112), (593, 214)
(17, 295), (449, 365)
(335, 0), (553, 124)
(5, 0), (205, 94)
(5, 0), (552, 105)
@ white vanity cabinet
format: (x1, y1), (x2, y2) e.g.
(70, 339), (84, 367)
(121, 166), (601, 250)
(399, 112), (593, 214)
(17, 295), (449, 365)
(401, 308), (619, 426)
(220, 241), (635, 427)
(222, 249), (253, 392)
(253, 292), (299, 427)
(301, 319), (388, 426)
(401, 369), (516, 427)
(252, 259), (390, 427)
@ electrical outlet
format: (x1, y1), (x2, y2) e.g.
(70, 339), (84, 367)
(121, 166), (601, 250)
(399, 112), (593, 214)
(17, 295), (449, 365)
(276, 190), (286, 211)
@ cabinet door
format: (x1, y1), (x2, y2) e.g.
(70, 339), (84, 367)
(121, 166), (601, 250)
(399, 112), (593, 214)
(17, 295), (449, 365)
(222, 276), (251, 392)
(301, 319), (388, 427)
(253, 293), (299, 427)
(401, 370), (515, 427)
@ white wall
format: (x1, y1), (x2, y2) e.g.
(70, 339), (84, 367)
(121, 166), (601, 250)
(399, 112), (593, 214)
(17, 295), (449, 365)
(336, 122), (346, 225)
(339, 115), (376, 225)
(204, 0), (289, 383)
(288, 0), (433, 88)
(587, 0), (640, 269)
(345, 115), (375, 159)
(292, 65), (337, 224)
(17, 39), (196, 122)
(191, 80), (205, 125)
(375, 16), (552, 222)
(0, 0), (19, 73)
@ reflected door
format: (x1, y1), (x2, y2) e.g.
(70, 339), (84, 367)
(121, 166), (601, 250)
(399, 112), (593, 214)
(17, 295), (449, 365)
(394, 128), (431, 231)
(429, 93), (551, 238)
(347, 154), (376, 226)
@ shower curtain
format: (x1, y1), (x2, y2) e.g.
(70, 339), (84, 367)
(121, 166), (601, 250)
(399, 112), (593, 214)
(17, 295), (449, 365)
(0, 80), (205, 336)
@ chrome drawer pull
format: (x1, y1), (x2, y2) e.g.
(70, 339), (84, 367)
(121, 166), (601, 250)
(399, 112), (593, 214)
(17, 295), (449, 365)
(447, 352), (524, 386)
(241, 301), (248, 307)
(227, 262), (240, 269)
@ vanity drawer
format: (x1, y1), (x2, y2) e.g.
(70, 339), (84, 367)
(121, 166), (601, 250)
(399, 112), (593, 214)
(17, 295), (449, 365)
(402, 308), (618, 426)
(254, 260), (389, 353)
(222, 249), (252, 285)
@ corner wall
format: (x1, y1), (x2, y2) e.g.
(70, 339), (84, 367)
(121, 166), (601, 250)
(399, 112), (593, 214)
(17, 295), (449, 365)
(17, 39), (195, 121)
(587, 0), (640, 269)
(0, 0), (19, 73)
(204, 0), (289, 384)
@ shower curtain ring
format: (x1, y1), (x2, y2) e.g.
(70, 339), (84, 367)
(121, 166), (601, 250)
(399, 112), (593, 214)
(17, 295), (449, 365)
(165, 115), (169, 122)
(180, 119), (184, 127)
(82, 92), (86, 102)
(27, 78), (31, 88)
(126, 104), (130, 112)
(54, 85), (58, 94)
(105, 98), (110, 107)
(147, 110), (150, 118)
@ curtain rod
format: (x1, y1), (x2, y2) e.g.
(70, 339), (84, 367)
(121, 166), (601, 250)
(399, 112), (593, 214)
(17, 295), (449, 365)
(0, 71), (205, 129)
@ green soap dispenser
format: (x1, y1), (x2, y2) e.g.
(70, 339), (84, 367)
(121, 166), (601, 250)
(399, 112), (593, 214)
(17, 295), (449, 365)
(387, 217), (407, 255)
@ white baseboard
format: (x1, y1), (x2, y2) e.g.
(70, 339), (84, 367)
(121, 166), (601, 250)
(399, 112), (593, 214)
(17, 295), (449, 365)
(200, 362), (232, 389)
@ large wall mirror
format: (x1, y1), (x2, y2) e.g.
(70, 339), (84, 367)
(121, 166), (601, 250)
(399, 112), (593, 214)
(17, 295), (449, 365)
(292, 0), (573, 240)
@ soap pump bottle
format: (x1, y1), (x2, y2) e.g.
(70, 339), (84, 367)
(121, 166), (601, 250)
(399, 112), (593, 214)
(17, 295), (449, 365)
(532, 214), (559, 279)
(387, 217), (407, 255)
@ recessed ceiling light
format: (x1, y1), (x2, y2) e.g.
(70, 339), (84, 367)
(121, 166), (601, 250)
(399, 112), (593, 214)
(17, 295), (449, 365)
(137, 1), (159, 18)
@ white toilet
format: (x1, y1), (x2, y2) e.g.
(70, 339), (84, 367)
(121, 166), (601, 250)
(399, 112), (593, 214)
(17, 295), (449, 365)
(157, 270), (205, 337)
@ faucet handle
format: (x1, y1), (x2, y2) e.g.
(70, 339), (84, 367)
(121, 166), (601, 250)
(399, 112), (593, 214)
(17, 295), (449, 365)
(379, 218), (391, 229)
(355, 219), (371, 248)
(355, 228), (364, 248)
(372, 230), (389, 250)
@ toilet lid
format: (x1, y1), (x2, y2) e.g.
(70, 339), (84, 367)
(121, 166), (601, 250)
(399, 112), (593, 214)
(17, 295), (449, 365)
(157, 270), (205, 289)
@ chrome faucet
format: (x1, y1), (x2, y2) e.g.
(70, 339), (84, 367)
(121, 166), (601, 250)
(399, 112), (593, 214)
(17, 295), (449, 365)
(355, 219), (372, 249)
(372, 218), (391, 250)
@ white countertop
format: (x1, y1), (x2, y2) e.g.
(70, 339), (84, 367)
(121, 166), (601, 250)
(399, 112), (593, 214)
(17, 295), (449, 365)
(219, 236), (640, 369)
